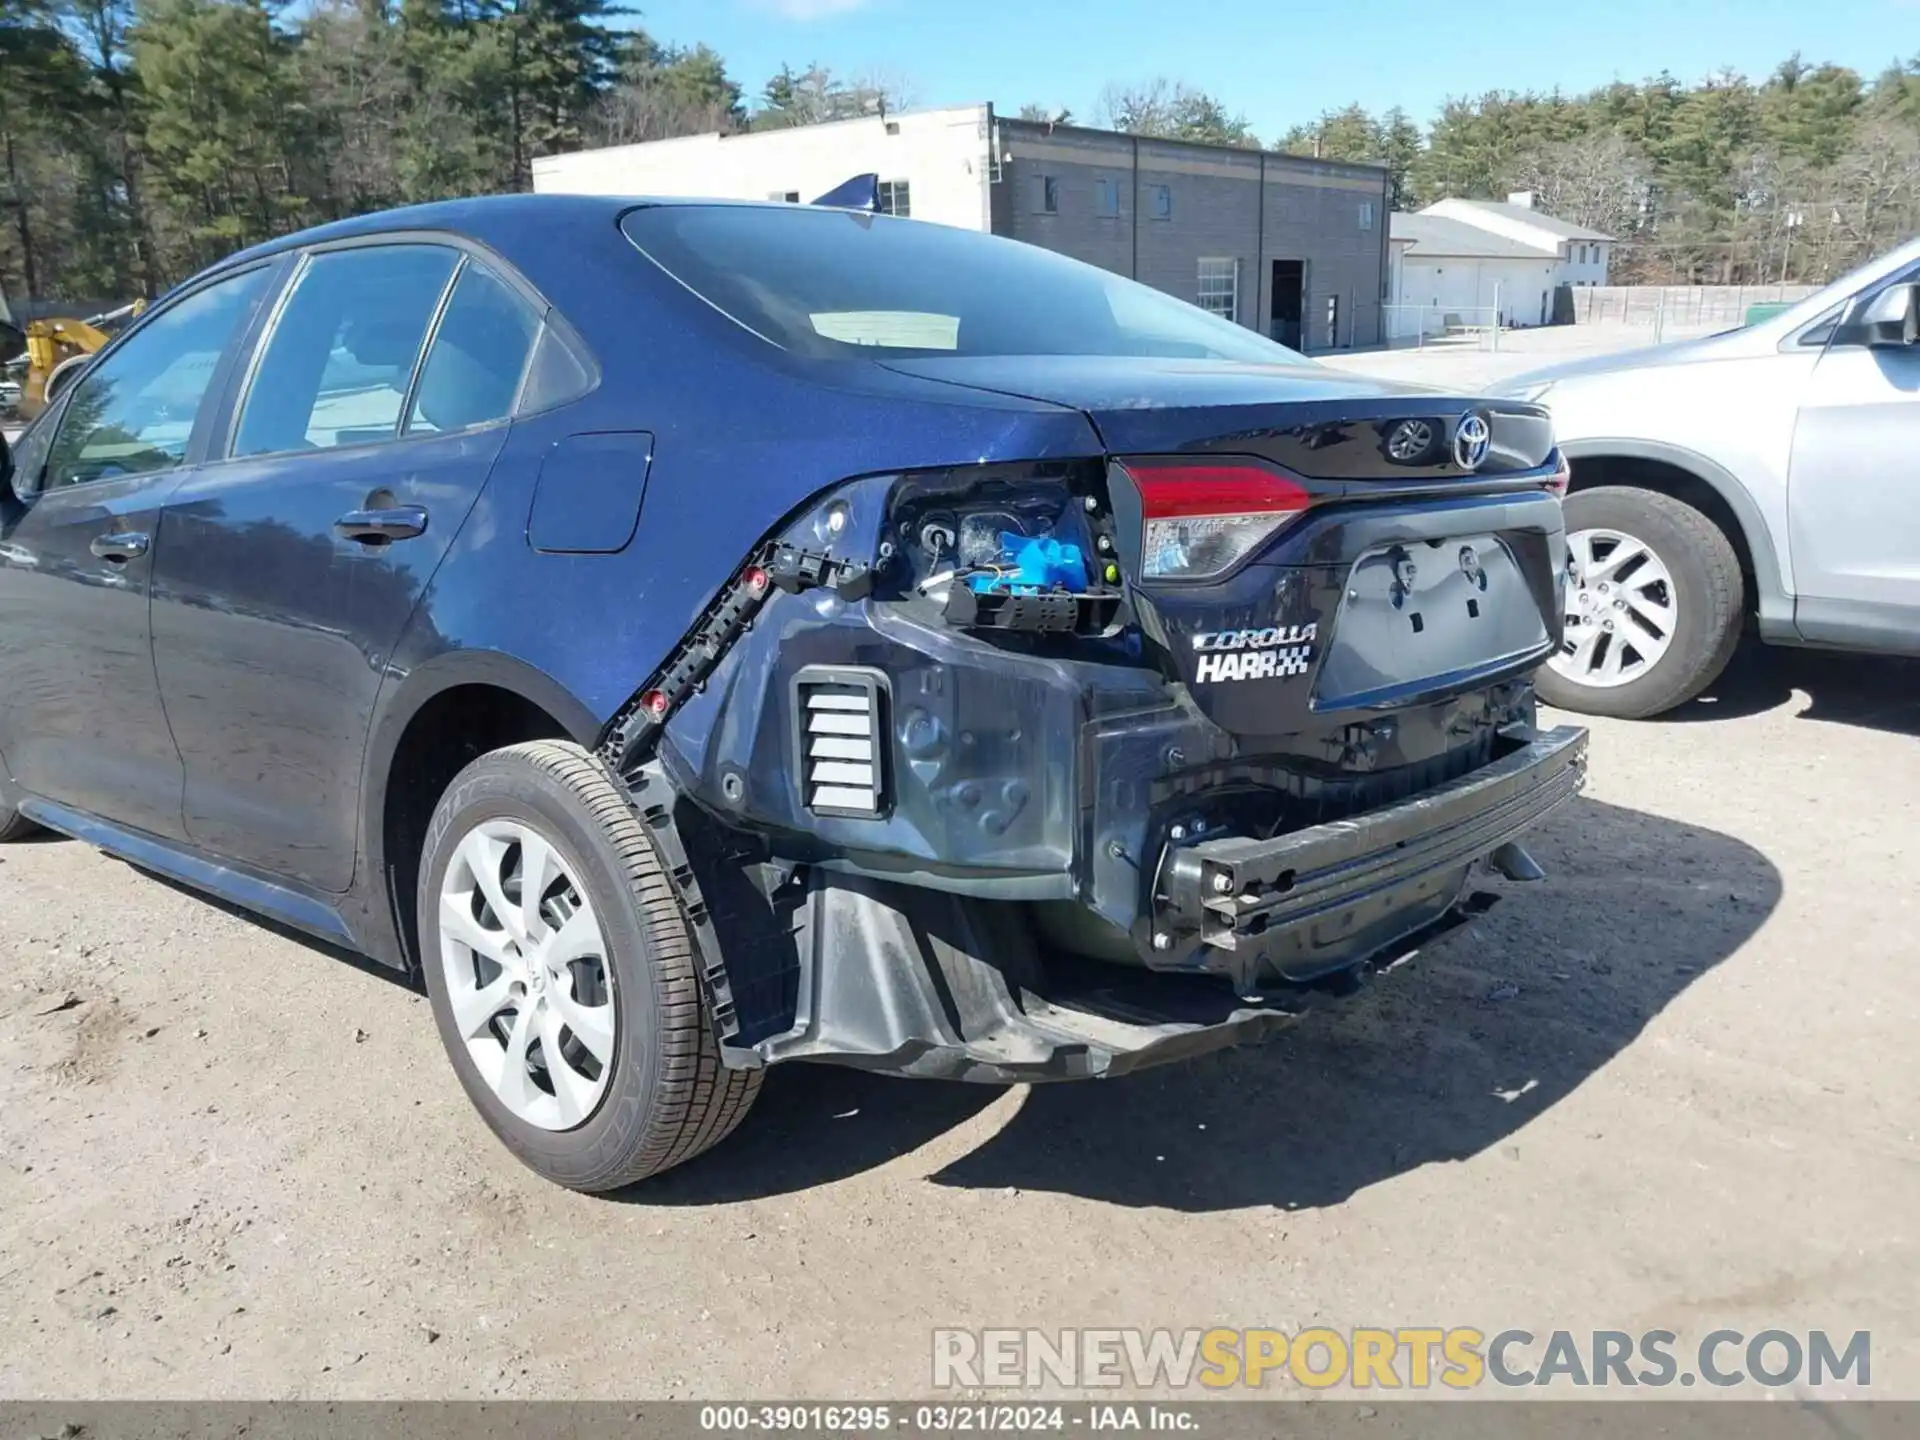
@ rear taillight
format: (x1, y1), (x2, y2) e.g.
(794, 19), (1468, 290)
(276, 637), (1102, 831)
(1123, 460), (1311, 582)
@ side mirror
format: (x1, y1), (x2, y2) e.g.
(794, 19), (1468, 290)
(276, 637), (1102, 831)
(1833, 282), (1920, 348)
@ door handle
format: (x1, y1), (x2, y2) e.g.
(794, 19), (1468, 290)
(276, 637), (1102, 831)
(89, 531), (150, 562)
(333, 505), (429, 544)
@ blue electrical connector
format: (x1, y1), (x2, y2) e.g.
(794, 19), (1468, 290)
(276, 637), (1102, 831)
(967, 533), (1089, 596)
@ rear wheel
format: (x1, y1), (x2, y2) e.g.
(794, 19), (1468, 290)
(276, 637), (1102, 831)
(418, 740), (759, 1191)
(1537, 486), (1744, 720)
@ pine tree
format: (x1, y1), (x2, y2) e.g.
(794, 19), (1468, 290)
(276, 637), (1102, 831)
(133, 0), (311, 268)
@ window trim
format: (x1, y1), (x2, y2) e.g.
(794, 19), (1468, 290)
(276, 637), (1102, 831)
(29, 258), (284, 496)
(397, 254), (472, 440)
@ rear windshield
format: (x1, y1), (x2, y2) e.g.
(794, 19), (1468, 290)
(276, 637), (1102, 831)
(621, 205), (1306, 364)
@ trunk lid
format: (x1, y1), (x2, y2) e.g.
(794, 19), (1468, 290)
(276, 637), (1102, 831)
(879, 355), (1556, 478)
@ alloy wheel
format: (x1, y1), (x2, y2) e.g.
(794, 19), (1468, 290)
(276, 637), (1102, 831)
(437, 819), (617, 1131)
(1550, 526), (1678, 689)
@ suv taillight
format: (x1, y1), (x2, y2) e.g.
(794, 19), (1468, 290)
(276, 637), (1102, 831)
(1122, 460), (1312, 582)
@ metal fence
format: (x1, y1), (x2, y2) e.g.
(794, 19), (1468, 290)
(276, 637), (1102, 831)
(1381, 304), (1504, 351)
(1570, 284), (1820, 331)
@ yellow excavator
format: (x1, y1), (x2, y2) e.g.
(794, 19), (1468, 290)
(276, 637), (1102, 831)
(0, 284), (146, 421)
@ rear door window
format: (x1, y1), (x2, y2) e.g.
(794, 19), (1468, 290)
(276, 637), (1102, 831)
(404, 261), (542, 436)
(232, 245), (458, 458)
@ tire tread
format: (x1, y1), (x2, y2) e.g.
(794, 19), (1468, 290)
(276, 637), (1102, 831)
(425, 740), (759, 1191)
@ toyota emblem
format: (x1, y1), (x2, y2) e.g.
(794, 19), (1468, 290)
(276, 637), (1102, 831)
(1453, 413), (1492, 471)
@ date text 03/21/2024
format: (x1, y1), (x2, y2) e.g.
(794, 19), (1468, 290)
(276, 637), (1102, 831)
(697, 1406), (1194, 1433)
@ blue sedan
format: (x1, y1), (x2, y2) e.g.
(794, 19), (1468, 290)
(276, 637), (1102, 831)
(0, 194), (1579, 1189)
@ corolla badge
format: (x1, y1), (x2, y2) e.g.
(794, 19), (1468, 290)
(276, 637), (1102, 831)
(1191, 624), (1318, 684)
(1453, 412), (1492, 471)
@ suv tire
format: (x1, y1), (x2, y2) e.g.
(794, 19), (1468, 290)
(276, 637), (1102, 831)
(418, 740), (760, 1191)
(1538, 485), (1744, 720)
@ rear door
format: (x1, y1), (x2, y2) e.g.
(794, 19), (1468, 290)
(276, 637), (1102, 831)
(1786, 267), (1920, 648)
(150, 241), (543, 891)
(0, 266), (274, 837)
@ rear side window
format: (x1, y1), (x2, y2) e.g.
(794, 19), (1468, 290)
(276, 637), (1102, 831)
(233, 245), (457, 457)
(518, 322), (595, 414)
(405, 262), (541, 436)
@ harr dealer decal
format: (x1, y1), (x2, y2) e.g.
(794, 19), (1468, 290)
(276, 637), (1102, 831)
(1191, 623), (1317, 684)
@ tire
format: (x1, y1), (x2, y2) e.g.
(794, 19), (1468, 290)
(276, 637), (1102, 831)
(1536, 485), (1745, 720)
(418, 740), (760, 1191)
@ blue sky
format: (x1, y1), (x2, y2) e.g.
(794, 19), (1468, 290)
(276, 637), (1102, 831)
(634, 0), (1918, 138)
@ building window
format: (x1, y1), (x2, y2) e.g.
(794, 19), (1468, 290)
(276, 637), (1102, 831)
(1197, 258), (1238, 323)
(1359, 200), (1375, 231)
(1034, 175), (1058, 213)
(1148, 183), (1172, 220)
(878, 179), (911, 217)
(1095, 177), (1120, 218)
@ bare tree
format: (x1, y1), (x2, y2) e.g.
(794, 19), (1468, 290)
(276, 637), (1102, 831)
(1096, 77), (1256, 146)
(589, 82), (736, 147)
(1509, 132), (1650, 240)
(1824, 118), (1920, 274)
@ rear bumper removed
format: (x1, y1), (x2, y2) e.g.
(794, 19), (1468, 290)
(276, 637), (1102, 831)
(609, 476), (1586, 1081)
(1156, 725), (1588, 968)
(696, 726), (1587, 1083)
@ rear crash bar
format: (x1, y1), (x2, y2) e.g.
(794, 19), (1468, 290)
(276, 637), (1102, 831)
(1159, 725), (1589, 949)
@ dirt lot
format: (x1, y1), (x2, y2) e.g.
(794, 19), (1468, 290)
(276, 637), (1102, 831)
(1, 643), (1916, 1399)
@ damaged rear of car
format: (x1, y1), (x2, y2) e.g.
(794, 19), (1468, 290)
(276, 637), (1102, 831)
(0, 194), (1586, 1194)
(590, 205), (1586, 1104)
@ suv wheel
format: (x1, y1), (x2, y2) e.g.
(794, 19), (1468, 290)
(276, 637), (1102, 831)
(418, 740), (760, 1191)
(1536, 486), (1744, 720)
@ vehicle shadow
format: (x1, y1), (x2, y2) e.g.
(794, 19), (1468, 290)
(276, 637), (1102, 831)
(637, 795), (1779, 1211)
(1655, 641), (1920, 735)
(131, 867), (422, 993)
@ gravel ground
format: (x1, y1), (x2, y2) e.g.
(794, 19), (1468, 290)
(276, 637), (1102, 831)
(1, 644), (1915, 1400)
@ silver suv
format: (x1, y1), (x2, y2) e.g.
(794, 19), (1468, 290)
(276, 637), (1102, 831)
(1497, 237), (1920, 718)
